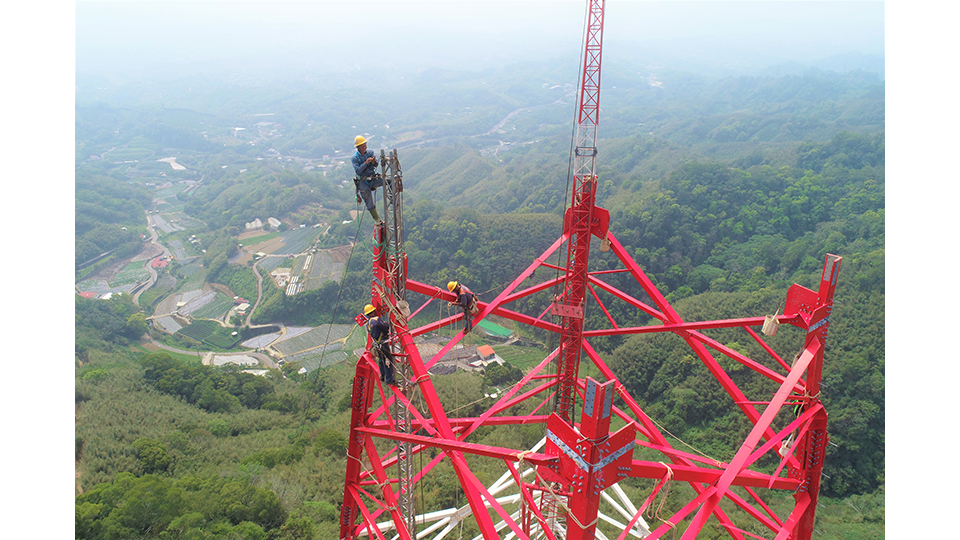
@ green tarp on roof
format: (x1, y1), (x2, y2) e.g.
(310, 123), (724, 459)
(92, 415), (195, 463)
(477, 319), (512, 337)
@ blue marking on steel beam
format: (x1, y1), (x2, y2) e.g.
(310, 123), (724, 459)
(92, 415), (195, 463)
(547, 429), (591, 472)
(585, 379), (597, 415)
(602, 385), (613, 420)
(594, 441), (635, 471)
(810, 315), (830, 332)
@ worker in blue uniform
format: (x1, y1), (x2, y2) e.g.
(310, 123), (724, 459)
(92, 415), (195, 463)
(361, 304), (396, 385)
(447, 281), (478, 334)
(352, 136), (383, 223)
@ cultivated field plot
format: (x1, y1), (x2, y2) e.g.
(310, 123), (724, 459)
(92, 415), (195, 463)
(258, 257), (283, 273)
(190, 291), (233, 320)
(272, 324), (354, 357)
(283, 344), (349, 372)
(211, 354), (258, 366)
(178, 289), (204, 305)
(272, 228), (321, 256)
(163, 211), (205, 230)
(141, 273), (177, 309)
(109, 260), (150, 288)
(241, 231), (279, 246)
(153, 315), (182, 334)
(174, 263), (206, 294)
(76, 279), (116, 295)
(304, 250), (347, 289)
(179, 290), (218, 317)
(280, 322), (366, 371)
(151, 214), (184, 234)
(177, 319), (218, 342)
(154, 184), (188, 199)
(177, 319), (240, 349)
(168, 239), (188, 259)
(284, 327), (313, 339)
(241, 332), (280, 349)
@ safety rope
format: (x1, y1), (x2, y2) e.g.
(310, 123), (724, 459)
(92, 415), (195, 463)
(357, 201), (378, 257)
(294, 207), (366, 439)
(646, 413), (723, 467)
(553, 0), (590, 297)
(649, 462), (674, 526)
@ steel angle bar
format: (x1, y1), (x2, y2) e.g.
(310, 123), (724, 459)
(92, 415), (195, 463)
(587, 281), (619, 329)
(719, 488), (788, 535)
(744, 486), (785, 529)
(581, 316), (788, 338)
(586, 274), (666, 320)
(600, 491), (650, 538)
(597, 511), (646, 539)
(349, 485), (391, 540)
(625, 461), (798, 491)
(361, 437), (414, 540)
(580, 339), (751, 537)
(685, 329), (800, 389)
(743, 325), (794, 373)
(357, 426), (557, 469)
(774, 492), (812, 540)
(743, 403), (823, 481)
(682, 341), (820, 538)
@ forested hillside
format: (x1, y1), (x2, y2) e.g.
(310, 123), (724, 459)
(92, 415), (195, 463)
(75, 49), (884, 540)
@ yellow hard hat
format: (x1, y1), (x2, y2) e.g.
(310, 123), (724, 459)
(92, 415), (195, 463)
(363, 304), (376, 316)
(447, 281), (458, 292)
(355, 135), (367, 147)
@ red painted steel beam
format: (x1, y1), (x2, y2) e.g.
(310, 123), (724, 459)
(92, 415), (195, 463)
(393, 325), (526, 539)
(370, 414), (552, 432)
(348, 485), (390, 540)
(586, 274), (666, 320)
(604, 231), (790, 451)
(580, 337), (761, 537)
(681, 341), (820, 538)
(627, 460), (799, 490)
(340, 353), (378, 539)
(776, 493), (812, 540)
(361, 437), (415, 540)
(581, 315), (800, 337)
(358, 426), (559, 469)
(587, 281), (619, 329)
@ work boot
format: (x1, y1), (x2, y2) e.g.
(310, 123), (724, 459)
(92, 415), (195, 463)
(369, 208), (381, 222)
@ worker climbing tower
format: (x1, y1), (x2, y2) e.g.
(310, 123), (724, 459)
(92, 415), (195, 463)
(338, 1), (838, 539)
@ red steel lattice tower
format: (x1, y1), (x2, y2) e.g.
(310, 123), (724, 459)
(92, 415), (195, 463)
(338, 1), (838, 539)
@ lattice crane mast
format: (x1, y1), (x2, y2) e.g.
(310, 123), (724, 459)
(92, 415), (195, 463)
(553, 0), (608, 428)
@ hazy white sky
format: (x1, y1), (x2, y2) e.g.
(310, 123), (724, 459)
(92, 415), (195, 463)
(75, 1), (885, 79)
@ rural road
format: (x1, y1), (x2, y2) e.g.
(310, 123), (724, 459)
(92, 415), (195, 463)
(132, 214), (171, 306)
(146, 337), (278, 369)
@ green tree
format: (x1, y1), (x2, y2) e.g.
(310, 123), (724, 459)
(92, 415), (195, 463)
(314, 430), (348, 457)
(132, 438), (172, 475)
(278, 515), (316, 540)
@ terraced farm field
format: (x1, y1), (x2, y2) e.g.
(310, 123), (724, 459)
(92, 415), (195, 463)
(272, 324), (355, 358)
(273, 228), (321, 255)
(190, 292), (234, 319)
(109, 260), (150, 288)
(305, 250), (346, 289)
(177, 319), (240, 349)
(284, 345), (350, 371)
